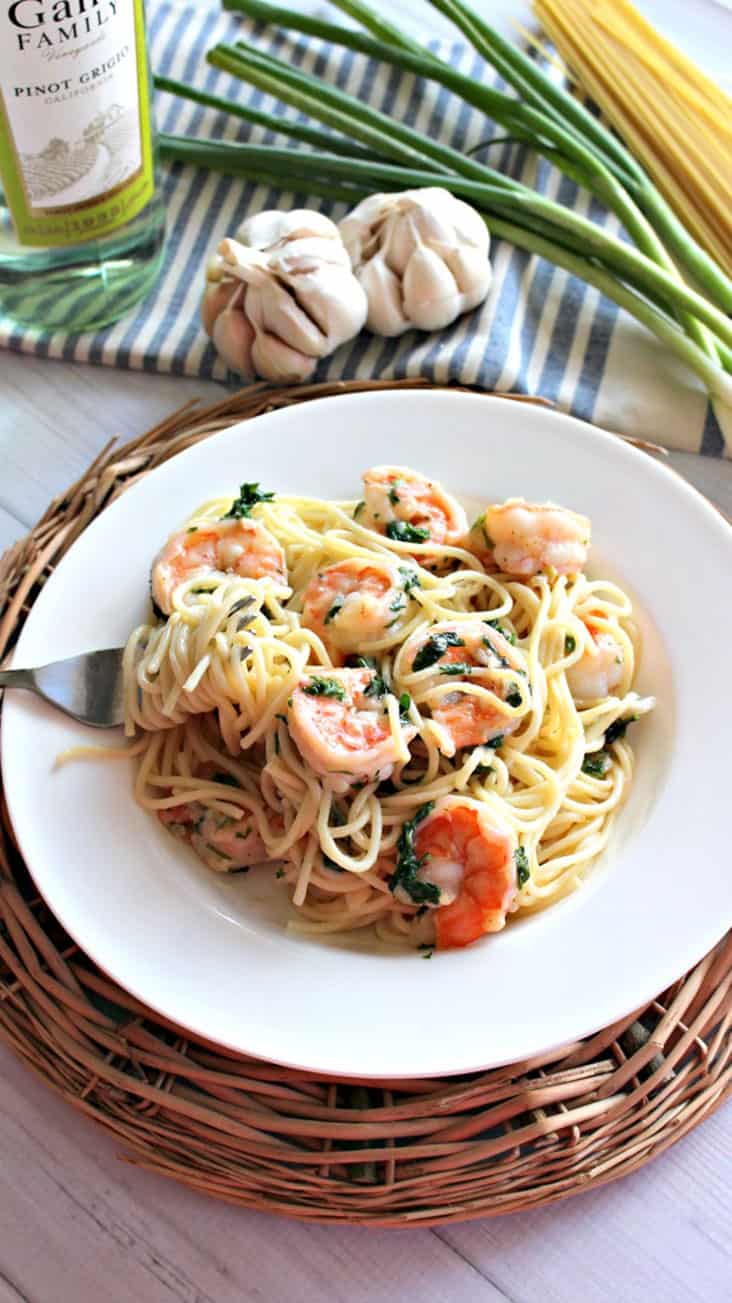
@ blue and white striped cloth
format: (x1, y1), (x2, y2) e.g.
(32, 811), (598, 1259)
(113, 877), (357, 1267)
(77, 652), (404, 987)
(0, 1), (725, 456)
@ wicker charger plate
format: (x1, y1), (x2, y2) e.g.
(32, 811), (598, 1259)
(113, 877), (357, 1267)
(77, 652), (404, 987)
(0, 378), (729, 1226)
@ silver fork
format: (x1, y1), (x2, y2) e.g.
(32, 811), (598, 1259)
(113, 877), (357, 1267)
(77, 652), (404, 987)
(0, 648), (126, 728)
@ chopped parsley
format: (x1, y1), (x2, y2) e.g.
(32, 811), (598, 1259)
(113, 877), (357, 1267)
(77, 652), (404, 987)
(604, 714), (638, 745)
(347, 655), (389, 698)
(413, 631), (465, 673)
(565, 633), (577, 654)
(398, 692), (412, 722)
(388, 803), (439, 906)
(387, 592), (407, 626)
(399, 566), (422, 595)
(515, 846), (530, 887)
(486, 618), (517, 646)
(485, 735), (504, 750)
(324, 595), (345, 624)
(275, 867), (286, 879)
(473, 764), (494, 779)
(472, 512), (493, 550)
(353, 500), (365, 519)
(439, 662), (473, 677)
(582, 752), (609, 777)
(482, 635), (512, 669)
(224, 482), (275, 519)
(303, 677), (346, 700)
(386, 520), (430, 544)
(388, 481), (402, 505)
(506, 683), (523, 707)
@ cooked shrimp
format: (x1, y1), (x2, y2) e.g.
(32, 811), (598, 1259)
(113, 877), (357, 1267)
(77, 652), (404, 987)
(466, 499), (590, 576)
(300, 556), (408, 660)
(406, 797), (518, 949)
(361, 465), (468, 549)
(402, 620), (530, 754)
(151, 517), (287, 615)
(567, 627), (624, 701)
(159, 801), (269, 873)
(289, 667), (416, 792)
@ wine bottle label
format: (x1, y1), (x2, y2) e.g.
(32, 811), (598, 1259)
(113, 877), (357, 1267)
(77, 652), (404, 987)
(0, 0), (154, 248)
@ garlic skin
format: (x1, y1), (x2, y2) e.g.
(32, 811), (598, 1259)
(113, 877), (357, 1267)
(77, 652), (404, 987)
(202, 210), (368, 382)
(339, 188), (492, 337)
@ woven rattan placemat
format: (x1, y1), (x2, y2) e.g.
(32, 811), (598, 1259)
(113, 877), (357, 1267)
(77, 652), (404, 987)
(0, 379), (729, 1226)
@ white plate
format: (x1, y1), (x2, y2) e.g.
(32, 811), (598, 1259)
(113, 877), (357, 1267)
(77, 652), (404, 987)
(3, 391), (731, 1078)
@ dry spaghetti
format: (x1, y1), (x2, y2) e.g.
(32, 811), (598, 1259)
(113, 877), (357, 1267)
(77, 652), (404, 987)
(534, 0), (732, 276)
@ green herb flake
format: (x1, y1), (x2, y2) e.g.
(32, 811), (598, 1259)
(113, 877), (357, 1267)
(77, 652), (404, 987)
(224, 482), (276, 519)
(347, 655), (388, 698)
(385, 520), (430, 544)
(582, 752), (609, 777)
(388, 481), (402, 505)
(506, 684), (523, 708)
(186, 526), (198, 534)
(485, 735), (504, 750)
(486, 618), (517, 646)
(413, 631), (465, 673)
(275, 867), (285, 879)
(303, 677), (346, 701)
(399, 565), (422, 594)
(389, 803), (439, 906)
(565, 633), (577, 654)
(353, 500), (365, 519)
(515, 846), (530, 887)
(399, 692), (411, 722)
(324, 594), (345, 625)
(604, 714), (638, 745)
(439, 662), (473, 677)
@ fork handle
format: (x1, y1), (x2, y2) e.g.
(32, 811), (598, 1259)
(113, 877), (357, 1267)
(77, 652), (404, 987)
(0, 669), (37, 691)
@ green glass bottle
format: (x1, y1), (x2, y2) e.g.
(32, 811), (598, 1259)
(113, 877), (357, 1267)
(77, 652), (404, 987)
(0, 0), (165, 333)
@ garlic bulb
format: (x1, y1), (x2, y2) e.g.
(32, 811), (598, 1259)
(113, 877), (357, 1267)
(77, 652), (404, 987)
(202, 209), (368, 382)
(339, 187), (492, 337)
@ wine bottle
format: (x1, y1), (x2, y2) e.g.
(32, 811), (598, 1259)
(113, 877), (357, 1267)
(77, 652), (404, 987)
(0, 0), (165, 332)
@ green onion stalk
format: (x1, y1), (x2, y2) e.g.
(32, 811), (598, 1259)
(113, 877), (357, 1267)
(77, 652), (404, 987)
(160, 134), (732, 414)
(221, 0), (728, 372)
(201, 40), (732, 408)
(161, 0), (732, 433)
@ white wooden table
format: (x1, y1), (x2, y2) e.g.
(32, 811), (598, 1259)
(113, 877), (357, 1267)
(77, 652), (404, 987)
(1, 3), (730, 1300)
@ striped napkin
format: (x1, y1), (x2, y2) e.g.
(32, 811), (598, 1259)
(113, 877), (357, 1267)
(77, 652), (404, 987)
(0, 1), (725, 456)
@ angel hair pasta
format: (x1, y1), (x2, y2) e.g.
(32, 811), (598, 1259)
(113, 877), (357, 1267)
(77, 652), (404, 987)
(121, 467), (655, 951)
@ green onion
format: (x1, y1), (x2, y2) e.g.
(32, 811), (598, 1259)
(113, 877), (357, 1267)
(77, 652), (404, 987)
(160, 0), (732, 422)
(160, 136), (732, 406)
(154, 73), (381, 161)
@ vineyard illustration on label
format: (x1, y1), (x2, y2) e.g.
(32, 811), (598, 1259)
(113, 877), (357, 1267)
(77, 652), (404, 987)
(20, 104), (141, 209)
